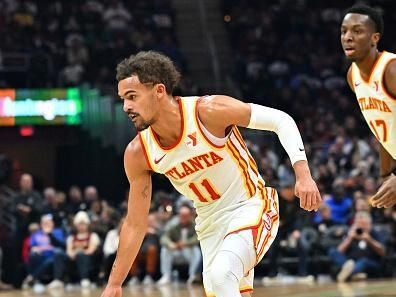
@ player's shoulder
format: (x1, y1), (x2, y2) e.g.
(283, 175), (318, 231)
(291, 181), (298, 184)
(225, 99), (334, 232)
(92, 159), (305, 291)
(197, 95), (234, 113)
(124, 135), (151, 173)
(384, 56), (396, 76)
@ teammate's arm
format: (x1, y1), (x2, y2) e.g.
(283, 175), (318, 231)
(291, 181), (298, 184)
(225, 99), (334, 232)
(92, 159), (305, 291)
(384, 59), (396, 98)
(101, 137), (152, 297)
(370, 60), (396, 209)
(198, 95), (322, 211)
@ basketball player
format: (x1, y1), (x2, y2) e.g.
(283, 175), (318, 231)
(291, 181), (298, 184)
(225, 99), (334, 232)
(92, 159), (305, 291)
(101, 51), (322, 297)
(341, 5), (396, 209)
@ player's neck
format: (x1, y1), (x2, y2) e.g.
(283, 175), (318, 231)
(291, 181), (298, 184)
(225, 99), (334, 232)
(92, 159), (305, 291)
(356, 49), (380, 80)
(150, 96), (183, 147)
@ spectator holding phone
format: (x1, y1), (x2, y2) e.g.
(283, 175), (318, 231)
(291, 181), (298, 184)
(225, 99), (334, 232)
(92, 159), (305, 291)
(328, 211), (386, 282)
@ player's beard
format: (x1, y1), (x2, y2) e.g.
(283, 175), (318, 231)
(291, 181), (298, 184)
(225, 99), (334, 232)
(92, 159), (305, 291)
(133, 116), (153, 132)
(346, 56), (357, 62)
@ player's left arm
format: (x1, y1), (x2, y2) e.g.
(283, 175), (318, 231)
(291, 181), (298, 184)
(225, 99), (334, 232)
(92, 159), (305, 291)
(370, 60), (396, 208)
(198, 95), (322, 211)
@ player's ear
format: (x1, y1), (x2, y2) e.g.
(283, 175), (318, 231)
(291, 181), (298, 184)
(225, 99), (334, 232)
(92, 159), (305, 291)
(155, 83), (166, 98)
(371, 32), (380, 47)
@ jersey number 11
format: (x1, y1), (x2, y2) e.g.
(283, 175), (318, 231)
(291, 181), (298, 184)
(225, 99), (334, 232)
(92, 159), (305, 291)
(189, 179), (221, 203)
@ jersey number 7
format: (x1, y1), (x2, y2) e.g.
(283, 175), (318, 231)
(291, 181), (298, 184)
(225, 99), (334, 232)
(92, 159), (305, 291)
(369, 119), (388, 142)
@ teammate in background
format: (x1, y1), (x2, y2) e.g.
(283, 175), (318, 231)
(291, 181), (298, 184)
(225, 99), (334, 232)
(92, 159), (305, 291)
(101, 51), (322, 297)
(341, 5), (396, 209)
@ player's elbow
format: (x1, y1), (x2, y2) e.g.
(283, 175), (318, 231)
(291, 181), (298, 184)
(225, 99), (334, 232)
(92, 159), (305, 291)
(275, 111), (297, 133)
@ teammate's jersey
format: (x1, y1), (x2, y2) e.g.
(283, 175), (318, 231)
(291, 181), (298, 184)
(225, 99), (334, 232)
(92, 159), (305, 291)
(351, 51), (396, 159)
(139, 96), (270, 234)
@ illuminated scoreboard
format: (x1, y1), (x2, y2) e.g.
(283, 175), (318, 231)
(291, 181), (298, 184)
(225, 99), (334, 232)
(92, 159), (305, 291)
(0, 88), (82, 126)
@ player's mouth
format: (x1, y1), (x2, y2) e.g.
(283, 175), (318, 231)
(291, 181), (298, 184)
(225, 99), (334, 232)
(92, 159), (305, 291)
(128, 113), (139, 122)
(344, 47), (356, 56)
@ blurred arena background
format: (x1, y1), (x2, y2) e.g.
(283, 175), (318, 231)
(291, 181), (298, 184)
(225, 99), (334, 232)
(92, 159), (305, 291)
(0, 0), (395, 296)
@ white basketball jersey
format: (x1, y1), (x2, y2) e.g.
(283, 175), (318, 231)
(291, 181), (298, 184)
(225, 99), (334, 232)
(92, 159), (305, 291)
(139, 96), (270, 233)
(351, 51), (396, 159)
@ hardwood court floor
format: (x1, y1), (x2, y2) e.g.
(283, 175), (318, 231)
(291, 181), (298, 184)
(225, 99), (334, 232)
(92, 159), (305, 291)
(1, 279), (395, 297)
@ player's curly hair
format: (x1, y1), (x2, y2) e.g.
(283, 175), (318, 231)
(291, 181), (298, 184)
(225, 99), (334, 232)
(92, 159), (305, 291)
(116, 51), (181, 95)
(344, 4), (384, 36)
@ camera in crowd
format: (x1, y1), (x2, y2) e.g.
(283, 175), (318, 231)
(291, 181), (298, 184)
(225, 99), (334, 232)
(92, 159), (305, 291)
(355, 228), (364, 236)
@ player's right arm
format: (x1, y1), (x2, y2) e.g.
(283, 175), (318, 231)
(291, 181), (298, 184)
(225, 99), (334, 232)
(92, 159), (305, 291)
(101, 136), (152, 297)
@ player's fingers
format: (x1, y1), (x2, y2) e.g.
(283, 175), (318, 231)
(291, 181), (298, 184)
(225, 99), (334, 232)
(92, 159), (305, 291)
(370, 186), (387, 205)
(381, 193), (396, 208)
(375, 191), (392, 208)
(302, 192), (310, 210)
(384, 197), (396, 208)
(307, 192), (314, 211)
(299, 192), (307, 209)
(295, 188), (300, 199)
(313, 191), (321, 211)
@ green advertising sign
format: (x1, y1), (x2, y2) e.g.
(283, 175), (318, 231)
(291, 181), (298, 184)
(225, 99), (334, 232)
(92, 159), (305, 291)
(0, 88), (82, 126)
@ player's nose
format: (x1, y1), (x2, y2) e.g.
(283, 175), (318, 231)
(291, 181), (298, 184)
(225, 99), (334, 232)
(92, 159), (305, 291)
(123, 100), (134, 113)
(343, 30), (353, 42)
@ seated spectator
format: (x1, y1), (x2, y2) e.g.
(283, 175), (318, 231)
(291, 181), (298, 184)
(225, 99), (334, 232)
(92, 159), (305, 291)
(50, 211), (100, 289)
(22, 214), (65, 289)
(66, 185), (87, 215)
(42, 188), (67, 228)
(315, 178), (353, 225)
(128, 213), (160, 286)
(22, 223), (40, 265)
(157, 205), (201, 285)
(329, 211), (386, 282)
(102, 213), (160, 287)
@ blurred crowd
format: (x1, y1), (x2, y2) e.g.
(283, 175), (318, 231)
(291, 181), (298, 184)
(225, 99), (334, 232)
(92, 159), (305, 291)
(0, 0), (198, 95)
(1, 0), (396, 293)
(0, 169), (204, 291)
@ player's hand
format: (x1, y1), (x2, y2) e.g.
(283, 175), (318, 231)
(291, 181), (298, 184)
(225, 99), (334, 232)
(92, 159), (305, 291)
(370, 175), (396, 208)
(100, 285), (122, 297)
(295, 177), (322, 211)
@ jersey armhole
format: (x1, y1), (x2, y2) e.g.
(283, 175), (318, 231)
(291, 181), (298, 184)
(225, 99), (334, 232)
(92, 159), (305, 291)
(349, 65), (355, 92)
(195, 97), (231, 148)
